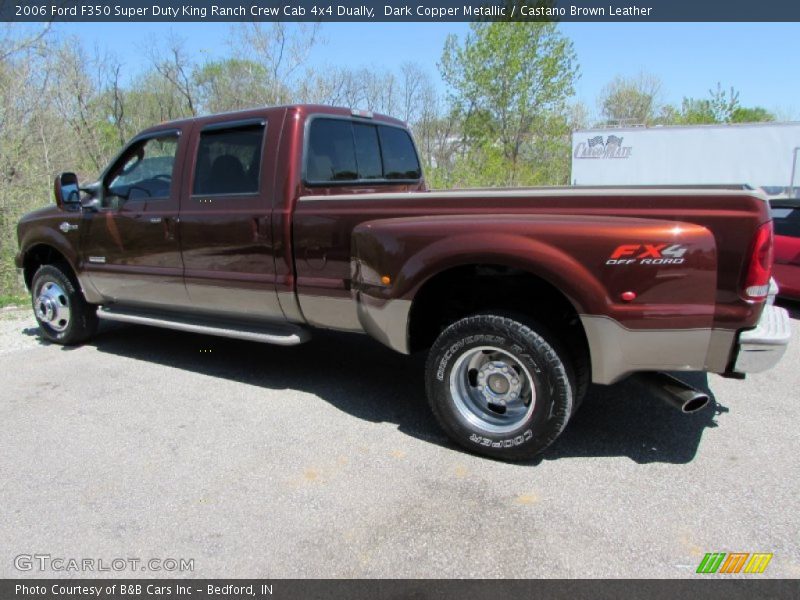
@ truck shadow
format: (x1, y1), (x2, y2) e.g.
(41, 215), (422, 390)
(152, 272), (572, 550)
(540, 373), (727, 465)
(83, 323), (724, 465)
(776, 298), (800, 320)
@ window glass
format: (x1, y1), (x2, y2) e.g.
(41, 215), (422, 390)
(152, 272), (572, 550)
(378, 125), (421, 180)
(771, 207), (800, 238)
(306, 118), (421, 184)
(353, 123), (383, 180)
(193, 124), (264, 196)
(306, 119), (357, 182)
(106, 135), (178, 204)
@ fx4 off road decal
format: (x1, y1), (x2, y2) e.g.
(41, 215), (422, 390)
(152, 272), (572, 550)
(606, 243), (688, 265)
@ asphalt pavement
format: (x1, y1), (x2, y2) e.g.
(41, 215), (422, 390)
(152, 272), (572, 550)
(1, 302), (798, 578)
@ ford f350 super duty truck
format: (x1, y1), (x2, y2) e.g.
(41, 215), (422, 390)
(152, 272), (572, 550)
(15, 104), (792, 460)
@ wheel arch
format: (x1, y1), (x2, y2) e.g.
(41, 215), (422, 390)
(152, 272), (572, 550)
(407, 261), (589, 355)
(22, 243), (76, 290)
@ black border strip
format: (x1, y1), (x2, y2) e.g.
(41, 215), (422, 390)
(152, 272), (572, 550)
(3, 579), (800, 600)
(4, 1), (800, 23)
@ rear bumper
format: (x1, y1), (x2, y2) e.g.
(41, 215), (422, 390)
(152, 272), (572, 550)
(732, 304), (792, 374)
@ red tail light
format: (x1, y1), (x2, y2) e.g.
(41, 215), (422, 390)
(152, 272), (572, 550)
(740, 221), (774, 301)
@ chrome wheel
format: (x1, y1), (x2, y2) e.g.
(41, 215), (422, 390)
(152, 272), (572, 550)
(449, 346), (536, 434)
(34, 281), (71, 332)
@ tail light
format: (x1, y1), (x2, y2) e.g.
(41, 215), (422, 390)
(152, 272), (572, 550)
(740, 221), (774, 301)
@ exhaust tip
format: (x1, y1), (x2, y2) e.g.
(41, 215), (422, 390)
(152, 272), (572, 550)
(682, 395), (710, 413)
(637, 372), (712, 414)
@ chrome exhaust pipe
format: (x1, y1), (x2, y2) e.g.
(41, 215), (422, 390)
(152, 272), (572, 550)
(637, 372), (710, 414)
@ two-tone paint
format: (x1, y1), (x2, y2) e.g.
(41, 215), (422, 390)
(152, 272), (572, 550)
(16, 104), (777, 386)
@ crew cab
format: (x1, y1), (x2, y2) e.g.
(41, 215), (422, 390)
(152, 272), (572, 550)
(16, 105), (792, 460)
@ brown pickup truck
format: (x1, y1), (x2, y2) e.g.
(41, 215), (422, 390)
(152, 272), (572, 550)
(15, 104), (792, 460)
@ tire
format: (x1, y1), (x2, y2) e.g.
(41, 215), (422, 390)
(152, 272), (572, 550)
(31, 264), (98, 345)
(425, 314), (575, 461)
(565, 326), (591, 414)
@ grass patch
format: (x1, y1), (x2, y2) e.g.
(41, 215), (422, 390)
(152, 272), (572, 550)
(0, 293), (28, 308)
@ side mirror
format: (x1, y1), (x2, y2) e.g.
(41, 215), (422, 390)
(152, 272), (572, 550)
(53, 172), (80, 208)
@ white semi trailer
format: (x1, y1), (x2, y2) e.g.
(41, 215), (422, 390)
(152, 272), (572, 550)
(571, 122), (800, 196)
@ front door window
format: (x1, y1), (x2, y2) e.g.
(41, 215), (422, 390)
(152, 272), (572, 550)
(106, 136), (179, 208)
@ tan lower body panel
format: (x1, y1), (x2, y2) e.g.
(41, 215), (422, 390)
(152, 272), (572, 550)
(580, 314), (736, 385)
(298, 294), (364, 332)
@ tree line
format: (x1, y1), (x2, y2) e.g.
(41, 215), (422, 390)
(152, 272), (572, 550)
(0, 21), (780, 301)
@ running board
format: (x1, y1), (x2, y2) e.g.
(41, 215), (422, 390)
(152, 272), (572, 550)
(96, 307), (310, 346)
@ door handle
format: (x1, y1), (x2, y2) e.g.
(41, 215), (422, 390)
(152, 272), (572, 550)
(149, 217), (162, 224)
(252, 216), (269, 241)
(162, 216), (178, 241)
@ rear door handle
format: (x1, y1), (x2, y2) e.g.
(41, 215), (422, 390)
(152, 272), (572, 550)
(149, 217), (162, 224)
(252, 216), (270, 241)
(162, 216), (179, 241)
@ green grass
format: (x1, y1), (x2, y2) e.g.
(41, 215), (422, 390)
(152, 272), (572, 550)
(0, 293), (28, 308)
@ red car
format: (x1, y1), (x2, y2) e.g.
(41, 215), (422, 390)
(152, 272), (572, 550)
(770, 199), (800, 300)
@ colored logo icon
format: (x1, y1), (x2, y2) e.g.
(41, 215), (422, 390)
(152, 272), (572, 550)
(696, 552), (773, 574)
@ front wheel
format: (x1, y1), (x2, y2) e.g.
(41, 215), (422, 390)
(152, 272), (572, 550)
(425, 314), (575, 461)
(31, 264), (98, 345)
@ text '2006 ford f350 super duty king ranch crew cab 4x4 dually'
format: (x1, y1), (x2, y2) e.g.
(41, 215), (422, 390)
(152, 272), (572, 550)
(15, 104), (793, 460)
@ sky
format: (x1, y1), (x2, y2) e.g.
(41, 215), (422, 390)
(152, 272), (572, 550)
(45, 21), (800, 120)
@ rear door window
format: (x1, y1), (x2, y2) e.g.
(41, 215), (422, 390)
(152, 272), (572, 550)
(193, 123), (265, 196)
(305, 118), (420, 184)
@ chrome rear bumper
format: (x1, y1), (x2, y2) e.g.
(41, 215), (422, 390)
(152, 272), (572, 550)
(733, 304), (792, 374)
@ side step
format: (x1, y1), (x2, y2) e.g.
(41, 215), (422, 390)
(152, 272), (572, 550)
(97, 306), (310, 346)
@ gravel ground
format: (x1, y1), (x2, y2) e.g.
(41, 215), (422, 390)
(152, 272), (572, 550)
(0, 302), (798, 578)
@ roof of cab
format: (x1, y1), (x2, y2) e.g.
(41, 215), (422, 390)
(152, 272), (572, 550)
(137, 104), (407, 136)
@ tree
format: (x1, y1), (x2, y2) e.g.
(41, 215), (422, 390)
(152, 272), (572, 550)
(118, 71), (191, 132)
(598, 72), (663, 126)
(148, 34), (198, 117)
(675, 98), (717, 125)
(359, 68), (397, 115)
(439, 21), (578, 186)
(707, 83), (739, 123)
(0, 25), (64, 300)
(731, 106), (774, 123)
(672, 84), (774, 125)
(48, 39), (118, 172)
(230, 22), (320, 105)
(194, 59), (271, 114)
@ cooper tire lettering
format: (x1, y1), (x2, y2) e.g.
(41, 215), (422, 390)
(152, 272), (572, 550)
(467, 429), (535, 448)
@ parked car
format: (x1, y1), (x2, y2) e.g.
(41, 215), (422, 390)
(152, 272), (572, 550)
(769, 198), (800, 300)
(15, 105), (792, 460)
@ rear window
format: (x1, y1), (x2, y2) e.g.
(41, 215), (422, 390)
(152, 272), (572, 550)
(378, 126), (421, 180)
(306, 119), (358, 182)
(306, 118), (421, 184)
(770, 205), (800, 238)
(353, 123), (383, 180)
